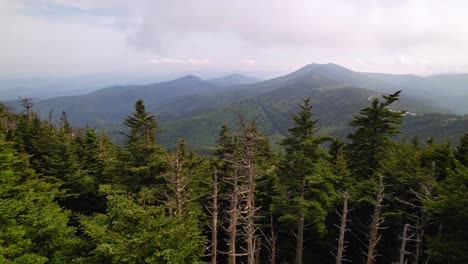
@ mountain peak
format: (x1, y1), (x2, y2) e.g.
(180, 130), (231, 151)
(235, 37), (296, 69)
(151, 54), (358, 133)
(300, 63), (352, 72)
(283, 63), (354, 83)
(172, 75), (203, 83)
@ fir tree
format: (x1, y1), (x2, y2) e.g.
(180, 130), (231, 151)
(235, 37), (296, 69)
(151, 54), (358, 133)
(347, 91), (403, 179)
(122, 99), (165, 189)
(456, 133), (468, 166)
(277, 99), (336, 264)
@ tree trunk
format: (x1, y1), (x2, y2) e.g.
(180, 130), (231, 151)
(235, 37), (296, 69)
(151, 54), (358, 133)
(246, 150), (256, 264)
(399, 224), (410, 264)
(175, 166), (182, 215)
(336, 190), (349, 264)
(228, 169), (239, 264)
(211, 168), (219, 264)
(295, 212), (305, 264)
(366, 175), (385, 264)
(255, 237), (261, 264)
(296, 177), (306, 264)
(270, 212), (277, 264)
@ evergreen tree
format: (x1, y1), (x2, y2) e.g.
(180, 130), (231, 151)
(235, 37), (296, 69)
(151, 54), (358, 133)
(122, 99), (165, 190)
(0, 139), (83, 263)
(80, 188), (206, 264)
(425, 163), (468, 263)
(277, 99), (336, 264)
(347, 91), (403, 179)
(455, 133), (468, 166)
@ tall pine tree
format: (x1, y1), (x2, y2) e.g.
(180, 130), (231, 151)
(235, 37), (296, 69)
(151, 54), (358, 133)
(277, 99), (336, 264)
(122, 99), (164, 190)
(347, 91), (403, 179)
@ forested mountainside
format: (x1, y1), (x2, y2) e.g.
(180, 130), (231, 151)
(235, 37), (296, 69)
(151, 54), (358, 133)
(5, 64), (468, 152)
(1, 91), (467, 263)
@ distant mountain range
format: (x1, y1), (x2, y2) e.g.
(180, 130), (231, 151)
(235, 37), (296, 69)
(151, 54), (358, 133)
(4, 64), (468, 151)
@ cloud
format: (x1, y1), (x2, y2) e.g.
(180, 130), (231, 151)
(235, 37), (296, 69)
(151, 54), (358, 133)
(187, 58), (213, 65)
(2, 0), (468, 78)
(147, 58), (213, 65)
(148, 58), (185, 65)
(242, 59), (256, 65)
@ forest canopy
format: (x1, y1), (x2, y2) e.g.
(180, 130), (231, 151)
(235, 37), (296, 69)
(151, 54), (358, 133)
(0, 93), (467, 264)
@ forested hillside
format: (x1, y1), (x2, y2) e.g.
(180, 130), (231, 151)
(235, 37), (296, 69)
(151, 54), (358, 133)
(7, 64), (468, 152)
(1, 92), (467, 263)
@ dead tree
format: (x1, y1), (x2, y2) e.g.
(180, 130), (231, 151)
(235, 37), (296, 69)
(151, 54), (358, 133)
(366, 175), (386, 264)
(399, 224), (410, 264)
(394, 161), (437, 264)
(18, 97), (33, 120)
(221, 118), (263, 264)
(211, 168), (219, 264)
(48, 106), (55, 127)
(242, 121), (258, 264)
(165, 140), (189, 216)
(226, 167), (240, 264)
(267, 211), (277, 264)
(335, 190), (350, 264)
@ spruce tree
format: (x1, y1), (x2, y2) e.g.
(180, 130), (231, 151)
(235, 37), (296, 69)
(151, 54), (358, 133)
(277, 99), (336, 264)
(123, 99), (164, 189)
(456, 133), (468, 166)
(0, 138), (83, 263)
(347, 91), (403, 179)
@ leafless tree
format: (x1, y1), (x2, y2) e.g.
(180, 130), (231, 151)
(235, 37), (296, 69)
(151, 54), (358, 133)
(18, 97), (33, 120)
(366, 175), (386, 264)
(335, 190), (350, 264)
(165, 141), (189, 216)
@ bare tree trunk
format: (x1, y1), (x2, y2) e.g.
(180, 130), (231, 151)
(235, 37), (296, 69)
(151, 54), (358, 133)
(366, 175), (385, 264)
(270, 212), (277, 264)
(211, 168), (219, 264)
(399, 224), (410, 264)
(19, 97), (33, 121)
(228, 169), (239, 264)
(175, 166), (182, 215)
(336, 190), (349, 264)
(166, 142), (187, 216)
(48, 107), (55, 126)
(255, 237), (261, 264)
(246, 145), (256, 264)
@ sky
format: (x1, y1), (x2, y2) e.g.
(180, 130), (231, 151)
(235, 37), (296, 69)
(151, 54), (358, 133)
(1, 0), (468, 79)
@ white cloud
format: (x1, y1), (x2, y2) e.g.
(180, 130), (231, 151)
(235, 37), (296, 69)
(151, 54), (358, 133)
(187, 58), (213, 65)
(147, 58), (213, 65)
(2, 0), (468, 78)
(148, 58), (185, 65)
(242, 59), (256, 65)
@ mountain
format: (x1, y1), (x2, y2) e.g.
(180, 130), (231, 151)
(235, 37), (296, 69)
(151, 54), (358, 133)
(153, 65), (461, 150)
(6, 75), (246, 125)
(207, 73), (262, 86)
(0, 73), (178, 101)
(5, 64), (468, 152)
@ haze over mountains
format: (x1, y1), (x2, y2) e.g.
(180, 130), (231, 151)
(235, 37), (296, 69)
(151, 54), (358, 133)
(4, 63), (468, 151)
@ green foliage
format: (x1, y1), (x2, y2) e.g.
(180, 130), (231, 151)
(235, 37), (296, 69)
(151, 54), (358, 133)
(277, 99), (337, 233)
(347, 90), (403, 179)
(456, 133), (468, 166)
(0, 139), (82, 263)
(122, 99), (165, 190)
(425, 164), (468, 263)
(80, 189), (206, 264)
(1, 97), (467, 263)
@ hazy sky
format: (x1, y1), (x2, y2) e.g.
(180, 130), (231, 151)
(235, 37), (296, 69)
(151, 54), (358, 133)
(1, 0), (468, 79)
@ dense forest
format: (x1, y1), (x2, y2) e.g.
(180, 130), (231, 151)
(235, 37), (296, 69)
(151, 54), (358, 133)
(1, 91), (467, 264)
